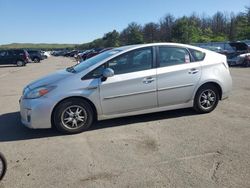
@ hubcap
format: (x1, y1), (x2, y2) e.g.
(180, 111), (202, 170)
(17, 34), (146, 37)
(17, 61), (23, 66)
(199, 89), (216, 110)
(61, 105), (87, 130)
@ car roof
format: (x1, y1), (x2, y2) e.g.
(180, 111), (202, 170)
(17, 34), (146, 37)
(114, 43), (206, 53)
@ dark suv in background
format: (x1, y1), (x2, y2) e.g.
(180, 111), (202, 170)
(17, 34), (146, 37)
(0, 49), (30, 66)
(27, 50), (44, 63)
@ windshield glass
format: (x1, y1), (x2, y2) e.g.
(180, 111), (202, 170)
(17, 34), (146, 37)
(69, 49), (121, 73)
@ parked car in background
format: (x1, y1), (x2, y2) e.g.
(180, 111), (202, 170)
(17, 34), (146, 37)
(84, 48), (103, 60)
(77, 49), (94, 60)
(64, 50), (79, 57)
(0, 49), (30, 66)
(200, 46), (224, 53)
(43, 51), (51, 58)
(40, 51), (49, 59)
(85, 48), (113, 60)
(27, 50), (44, 63)
(51, 50), (69, 56)
(20, 43), (232, 134)
(77, 48), (113, 62)
(236, 53), (250, 67)
(223, 42), (250, 66)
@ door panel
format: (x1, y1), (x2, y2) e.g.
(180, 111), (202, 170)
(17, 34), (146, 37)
(157, 63), (201, 106)
(100, 69), (157, 115)
(156, 46), (201, 107)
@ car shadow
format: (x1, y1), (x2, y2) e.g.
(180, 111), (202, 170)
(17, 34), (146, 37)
(91, 108), (198, 131)
(0, 108), (198, 142)
(0, 65), (17, 68)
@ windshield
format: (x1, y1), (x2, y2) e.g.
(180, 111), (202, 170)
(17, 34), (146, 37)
(67, 49), (121, 73)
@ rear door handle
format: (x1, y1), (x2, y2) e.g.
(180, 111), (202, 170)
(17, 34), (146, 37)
(188, 68), (199, 74)
(143, 77), (155, 84)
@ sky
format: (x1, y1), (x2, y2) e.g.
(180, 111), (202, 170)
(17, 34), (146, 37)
(0, 0), (249, 45)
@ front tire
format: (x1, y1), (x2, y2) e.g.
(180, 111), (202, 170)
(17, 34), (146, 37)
(53, 99), (94, 134)
(0, 152), (7, 181)
(194, 84), (219, 113)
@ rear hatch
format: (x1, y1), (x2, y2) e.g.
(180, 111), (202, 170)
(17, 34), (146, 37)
(229, 42), (249, 52)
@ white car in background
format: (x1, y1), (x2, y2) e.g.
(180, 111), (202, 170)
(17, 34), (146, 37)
(43, 51), (51, 58)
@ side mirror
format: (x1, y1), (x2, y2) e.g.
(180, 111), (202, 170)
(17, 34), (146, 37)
(102, 68), (114, 81)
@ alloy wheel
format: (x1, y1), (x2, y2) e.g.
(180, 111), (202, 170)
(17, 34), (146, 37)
(61, 105), (87, 130)
(199, 89), (216, 110)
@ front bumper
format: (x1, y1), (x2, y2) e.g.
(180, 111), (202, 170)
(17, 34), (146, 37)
(19, 96), (54, 129)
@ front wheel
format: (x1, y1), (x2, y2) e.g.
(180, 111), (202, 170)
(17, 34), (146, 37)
(0, 152), (7, 181)
(53, 99), (94, 134)
(193, 85), (219, 113)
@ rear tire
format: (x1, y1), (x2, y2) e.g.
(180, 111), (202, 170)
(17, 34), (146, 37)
(243, 59), (250, 67)
(53, 99), (94, 134)
(16, 60), (24, 67)
(194, 84), (219, 113)
(33, 57), (40, 63)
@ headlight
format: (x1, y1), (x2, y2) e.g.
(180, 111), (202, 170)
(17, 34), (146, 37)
(24, 86), (56, 99)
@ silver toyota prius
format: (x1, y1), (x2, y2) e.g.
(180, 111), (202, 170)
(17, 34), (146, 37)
(20, 43), (232, 134)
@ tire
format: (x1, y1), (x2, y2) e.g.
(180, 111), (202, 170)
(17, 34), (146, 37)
(0, 152), (7, 181)
(53, 99), (94, 134)
(243, 60), (250, 67)
(33, 57), (40, 63)
(193, 84), (219, 113)
(16, 60), (24, 67)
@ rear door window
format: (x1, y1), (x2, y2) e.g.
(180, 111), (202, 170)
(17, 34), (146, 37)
(158, 47), (191, 67)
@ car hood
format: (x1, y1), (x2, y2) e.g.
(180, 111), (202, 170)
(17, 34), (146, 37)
(229, 42), (249, 51)
(27, 69), (72, 90)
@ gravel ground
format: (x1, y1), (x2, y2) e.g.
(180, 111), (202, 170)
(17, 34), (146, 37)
(0, 57), (250, 188)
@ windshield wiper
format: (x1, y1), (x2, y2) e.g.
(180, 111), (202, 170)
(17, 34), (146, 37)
(66, 66), (76, 73)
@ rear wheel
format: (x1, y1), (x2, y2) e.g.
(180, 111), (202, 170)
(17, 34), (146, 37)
(243, 59), (250, 67)
(53, 99), (94, 134)
(194, 84), (219, 113)
(33, 57), (40, 63)
(16, 60), (24, 66)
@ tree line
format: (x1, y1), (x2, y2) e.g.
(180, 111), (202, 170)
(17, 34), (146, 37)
(77, 6), (250, 49)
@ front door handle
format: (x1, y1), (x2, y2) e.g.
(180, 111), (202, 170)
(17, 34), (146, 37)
(188, 68), (199, 74)
(143, 77), (155, 84)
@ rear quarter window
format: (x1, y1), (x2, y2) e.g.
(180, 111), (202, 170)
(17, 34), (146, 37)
(189, 49), (206, 62)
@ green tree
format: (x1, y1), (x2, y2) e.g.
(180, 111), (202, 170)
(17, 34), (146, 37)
(103, 30), (120, 47)
(236, 7), (250, 40)
(120, 22), (144, 45)
(159, 14), (175, 42)
(143, 22), (160, 43)
(172, 17), (202, 43)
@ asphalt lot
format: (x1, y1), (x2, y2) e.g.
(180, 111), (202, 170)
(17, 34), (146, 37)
(0, 57), (250, 188)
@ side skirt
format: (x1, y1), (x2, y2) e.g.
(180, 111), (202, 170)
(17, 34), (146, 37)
(97, 101), (194, 121)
